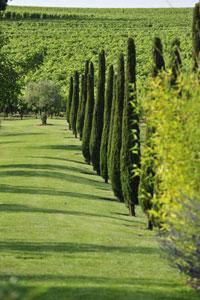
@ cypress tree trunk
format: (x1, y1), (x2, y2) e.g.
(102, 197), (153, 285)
(169, 39), (182, 86)
(90, 50), (106, 175)
(152, 37), (165, 77)
(66, 76), (73, 130)
(110, 53), (125, 202)
(100, 65), (114, 183)
(76, 60), (89, 140)
(76, 74), (85, 138)
(107, 74), (117, 179)
(82, 62), (94, 164)
(70, 71), (79, 138)
(120, 38), (140, 217)
(192, 2), (200, 71)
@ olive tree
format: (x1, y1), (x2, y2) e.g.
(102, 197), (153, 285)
(23, 80), (61, 125)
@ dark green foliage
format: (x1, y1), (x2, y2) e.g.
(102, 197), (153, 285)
(152, 37), (165, 77)
(76, 60), (89, 140)
(90, 50), (106, 175)
(169, 39), (182, 86)
(66, 76), (73, 129)
(82, 62), (94, 164)
(120, 38), (140, 216)
(107, 74), (117, 178)
(100, 65), (114, 183)
(76, 74), (85, 137)
(0, 0), (7, 11)
(23, 80), (61, 125)
(70, 71), (79, 138)
(0, 33), (20, 115)
(139, 38), (165, 229)
(192, 2), (200, 70)
(110, 53), (125, 202)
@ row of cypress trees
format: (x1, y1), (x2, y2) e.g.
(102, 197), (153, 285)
(67, 2), (200, 225)
(67, 37), (140, 216)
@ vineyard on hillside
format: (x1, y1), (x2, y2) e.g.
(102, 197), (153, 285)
(0, 6), (193, 96)
(1, 3), (200, 299)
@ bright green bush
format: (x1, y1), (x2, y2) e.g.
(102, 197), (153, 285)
(142, 73), (200, 288)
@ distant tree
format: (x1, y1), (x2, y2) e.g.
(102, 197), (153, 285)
(70, 71), (79, 137)
(169, 38), (182, 86)
(110, 53), (125, 202)
(120, 38), (140, 216)
(192, 2), (200, 70)
(66, 76), (73, 129)
(90, 50), (106, 175)
(100, 65), (114, 183)
(152, 37), (165, 77)
(76, 60), (89, 140)
(23, 80), (61, 125)
(82, 62), (94, 164)
(0, 0), (8, 11)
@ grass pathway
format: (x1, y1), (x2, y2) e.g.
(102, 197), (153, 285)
(0, 119), (199, 300)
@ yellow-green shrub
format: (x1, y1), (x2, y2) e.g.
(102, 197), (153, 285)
(142, 72), (200, 288)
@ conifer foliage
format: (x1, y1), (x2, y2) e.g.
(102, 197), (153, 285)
(76, 60), (89, 140)
(107, 74), (117, 178)
(70, 71), (79, 138)
(169, 39), (182, 86)
(66, 76), (73, 129)
(90, 50), (106, 175)
(82, 62), (95, 164)
(110, 53), (125, 202)
(192, 2), (200, 70)
(120, 38), (140, 216)
(100, 65), (114, 183)
(139, 37), (166, 229)
(152, 37), (165, 77)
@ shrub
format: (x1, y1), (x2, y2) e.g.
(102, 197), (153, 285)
(143, 73), (200, 288)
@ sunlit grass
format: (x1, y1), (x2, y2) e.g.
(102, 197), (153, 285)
(0, 119), (199, 300)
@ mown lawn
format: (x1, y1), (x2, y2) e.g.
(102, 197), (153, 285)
(0, 119), (199, 300)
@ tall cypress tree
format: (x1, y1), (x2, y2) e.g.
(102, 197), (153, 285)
(139, 37), (165, 230)
(76, 73), (85, 138)
(107, 74), (117, 179)
(82, 62), (94, 164)
(90, 50), (106, 175)
(110, 53), (125, 202)
(169, 38), (182, 86)
(152, 37), (165, 77)
(120, 38), (140, 216)
(76, 60), (89, 139)
(100, 65), (114, 183)
(70, 71), (79, 138)
(0, 0), (8, 10)
(193, 2), (200, 71)
(66, 76), (73, 130)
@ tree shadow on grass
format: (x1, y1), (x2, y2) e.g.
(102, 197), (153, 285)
(0, 163), (86, 175)
(36, 144), (81, 151)
(1, 132), (45, 137)
(0, 184), (115, 202)
(0, 169), (101, 186)
(0, 274), (185, 288)
(29, 156), (87, 165)
(0, 240), (156, 255)
(0, 203), (132, 223)
(0, 276), (197, 300)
